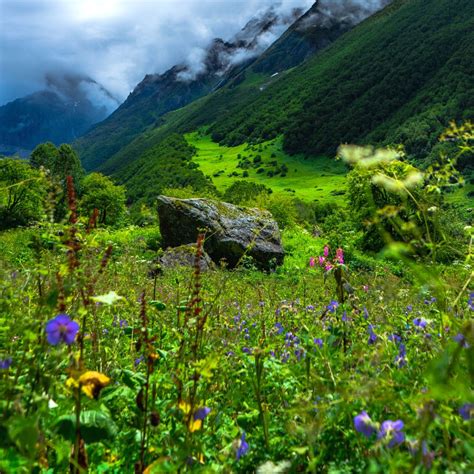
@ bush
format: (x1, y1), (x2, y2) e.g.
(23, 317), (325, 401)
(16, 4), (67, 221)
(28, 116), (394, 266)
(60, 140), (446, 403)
(222, 181), (272, 205)
(0, 159), (48, 229)
(80, 173), (127, 226)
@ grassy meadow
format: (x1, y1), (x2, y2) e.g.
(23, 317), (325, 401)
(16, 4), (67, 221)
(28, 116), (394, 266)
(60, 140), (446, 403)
(0, 214), (472, 473)
(187, 131), (347, 203)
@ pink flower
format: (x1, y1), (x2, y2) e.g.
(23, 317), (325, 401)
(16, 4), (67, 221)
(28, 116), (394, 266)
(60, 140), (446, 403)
(323, 245), (330, 258)
(309, 257), (316, 267)
(318, 256), (325, 266)
(325, 264), (333, 272)
(336, 248), (344, 264)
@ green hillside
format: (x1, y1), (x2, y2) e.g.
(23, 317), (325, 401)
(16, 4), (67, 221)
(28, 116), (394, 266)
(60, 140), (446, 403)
(187, 131), (346, 203)
(95, 0), (473, 187)
(209, 0), (474, 159)
(115, 134), (216, 204)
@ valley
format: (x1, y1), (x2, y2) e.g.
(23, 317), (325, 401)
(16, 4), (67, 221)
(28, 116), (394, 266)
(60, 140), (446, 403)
(0, 0), (473, 472)
(187, 131), (347, 203)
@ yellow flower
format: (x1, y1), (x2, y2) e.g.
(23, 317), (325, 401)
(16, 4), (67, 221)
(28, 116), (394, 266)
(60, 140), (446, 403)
(78, 371), (111, 399)
(178, 400), (205, 432)
(178, 400), (191, 415)
(188, 419), (202, 433)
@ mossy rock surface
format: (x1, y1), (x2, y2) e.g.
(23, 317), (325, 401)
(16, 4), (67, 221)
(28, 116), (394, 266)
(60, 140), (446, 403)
(157, 196), (284, 269)
(159, 244), (214, 271)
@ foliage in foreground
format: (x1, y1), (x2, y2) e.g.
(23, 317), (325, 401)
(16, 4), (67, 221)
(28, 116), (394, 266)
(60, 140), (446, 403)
(0, 210), (472, 472)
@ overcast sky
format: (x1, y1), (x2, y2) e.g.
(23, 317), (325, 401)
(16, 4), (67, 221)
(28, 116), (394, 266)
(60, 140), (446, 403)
(0, 0), (315, 106)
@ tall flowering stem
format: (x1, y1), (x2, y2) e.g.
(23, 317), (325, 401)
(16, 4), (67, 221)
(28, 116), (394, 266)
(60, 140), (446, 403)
(311, 246), (348, 304)
(62, 176), (114, 472)
(187, 234), (208, 433)
(137, 290), (155, 473)
(254, 351), (270, 450)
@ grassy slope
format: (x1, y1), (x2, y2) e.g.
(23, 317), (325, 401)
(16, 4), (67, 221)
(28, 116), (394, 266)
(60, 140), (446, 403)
(186, 132), (346, 203)
(99, 0), (474, 177)
(210, 0), (474, 157)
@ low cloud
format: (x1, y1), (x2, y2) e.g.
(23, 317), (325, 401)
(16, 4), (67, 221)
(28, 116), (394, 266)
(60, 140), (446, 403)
(298, 0), (392, 30)
(0, 0), (314, 108)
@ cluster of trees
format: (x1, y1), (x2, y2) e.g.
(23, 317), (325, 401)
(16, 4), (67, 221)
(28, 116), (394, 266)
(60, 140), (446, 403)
(116, 134), (216, 204)
(0, 143), (126, 230)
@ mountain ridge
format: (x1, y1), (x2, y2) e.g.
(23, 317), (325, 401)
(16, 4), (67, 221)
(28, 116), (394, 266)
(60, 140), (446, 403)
(77, 0), (386, 171)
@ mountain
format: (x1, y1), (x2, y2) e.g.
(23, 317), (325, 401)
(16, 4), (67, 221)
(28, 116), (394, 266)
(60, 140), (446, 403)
(204, 0), (473, 159)
(0, 74), (116, 155)
(75, 6), (308, 171)
(99, 0), (472, 183)
(77, 0), (379, 171)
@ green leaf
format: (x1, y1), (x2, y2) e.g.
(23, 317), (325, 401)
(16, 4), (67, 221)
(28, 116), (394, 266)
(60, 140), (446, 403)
(7, 416), (39, 458)
(149, 300), (167, 311)
(121, 369), (146, 389)
(55, 410), (118, 444)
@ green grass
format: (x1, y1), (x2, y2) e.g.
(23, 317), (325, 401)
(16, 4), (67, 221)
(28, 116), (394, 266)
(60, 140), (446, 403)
(445, 171), (474, 209)
(186, 131), (347, 203)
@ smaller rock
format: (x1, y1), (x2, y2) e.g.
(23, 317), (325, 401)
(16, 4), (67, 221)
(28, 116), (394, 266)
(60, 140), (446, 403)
(159, 244), (214, 271)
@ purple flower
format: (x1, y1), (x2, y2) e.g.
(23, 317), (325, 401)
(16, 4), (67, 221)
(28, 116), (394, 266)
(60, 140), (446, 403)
(342, 311), (349, 322)
(354, 411), (376, 437)
(194, 407), (211, 421)
(388, 334), (401, 344)
(242, 347), (252, 354)
(378, 420), (405, 447)
(135, 355), (144, 367)
(368, 325), (377, 345)
(274, 322), (284, 335)
(409, 441), (434, 468)
(468, 292), (474, 311)
(314, 338), (323, 348)
(405, 305), (413, 314)
(413, 318), (428, 329)
(0, 357), (12, 370)
(45, 314), (79, 345)
(395, 343), (407, 368)
(421, 441), (435, 469)
(459, 403), (473, 421)
(236, 432), (249, 460)
(453, 333), (469, 348)
(327, 300), (339, 313)
(294, 348), (305, 361)
(363, 307), (369, 320)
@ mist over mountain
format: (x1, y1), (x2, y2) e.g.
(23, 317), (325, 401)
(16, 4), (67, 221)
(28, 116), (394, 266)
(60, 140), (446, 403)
(76, 5), (310, 170)
(0, 73), (118, 153)
(78, 0), (393, 171)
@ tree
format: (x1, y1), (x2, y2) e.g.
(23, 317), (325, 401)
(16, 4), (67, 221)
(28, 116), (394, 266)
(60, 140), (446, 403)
(222, 180), (272, 205)
(30, 142), (84, 221)
(30, 142), (58, 170)
(0, 158), (47, 229)
(80, 173), (126, 226)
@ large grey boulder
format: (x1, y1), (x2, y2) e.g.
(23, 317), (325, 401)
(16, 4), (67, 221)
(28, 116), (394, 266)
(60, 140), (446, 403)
(157, 196), (284, 269)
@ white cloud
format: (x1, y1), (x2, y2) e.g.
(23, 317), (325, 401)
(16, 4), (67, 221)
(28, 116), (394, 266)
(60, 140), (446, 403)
(0, 0), (314, 106)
